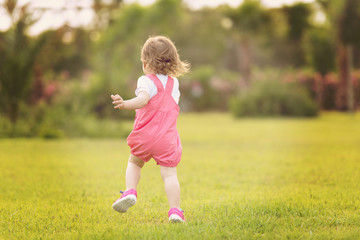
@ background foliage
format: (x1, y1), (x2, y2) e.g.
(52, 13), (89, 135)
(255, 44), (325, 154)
(0, 0), (360, 138)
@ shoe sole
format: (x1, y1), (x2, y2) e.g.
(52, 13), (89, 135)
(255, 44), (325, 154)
(169, 214), (185, 223)
(112, 195), (137, 213)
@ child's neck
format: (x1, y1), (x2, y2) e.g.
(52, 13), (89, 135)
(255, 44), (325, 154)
(145, 72), (165, 76)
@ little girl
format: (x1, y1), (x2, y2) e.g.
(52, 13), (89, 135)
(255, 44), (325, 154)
(111, 36), (189, 223)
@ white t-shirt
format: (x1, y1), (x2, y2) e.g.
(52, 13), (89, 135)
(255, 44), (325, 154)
(135, 74), (180, 104)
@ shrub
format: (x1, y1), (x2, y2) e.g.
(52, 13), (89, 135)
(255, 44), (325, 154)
(0, 116), (34, 138)
(180, 66), (238, 111)
(230, 79), (318, 117)
(0, 101), (128, 139)
(180, 65), (218, 111)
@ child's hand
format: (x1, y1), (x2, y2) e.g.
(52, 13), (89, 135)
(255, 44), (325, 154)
(111, 94), (125, 109)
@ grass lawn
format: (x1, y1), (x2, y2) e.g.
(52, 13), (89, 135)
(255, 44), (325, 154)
(1, 112), (360, 239)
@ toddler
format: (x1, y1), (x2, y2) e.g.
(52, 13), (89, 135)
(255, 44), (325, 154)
(111, 36), (189, 223)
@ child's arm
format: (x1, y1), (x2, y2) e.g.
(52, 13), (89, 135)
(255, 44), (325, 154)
(111, 91), (150, 110)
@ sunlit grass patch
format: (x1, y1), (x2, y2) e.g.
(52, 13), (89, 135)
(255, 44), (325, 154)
(1, 113), (360, 239)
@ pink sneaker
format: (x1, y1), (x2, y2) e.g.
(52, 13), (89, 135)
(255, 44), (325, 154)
(168, 208), (186, 223)
(112, 189), (137, 213)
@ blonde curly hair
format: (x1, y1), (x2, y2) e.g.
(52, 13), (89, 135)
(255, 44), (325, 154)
(141, 36), (190, 77)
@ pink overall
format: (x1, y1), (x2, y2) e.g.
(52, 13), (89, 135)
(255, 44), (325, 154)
(127, 74), (182, 167)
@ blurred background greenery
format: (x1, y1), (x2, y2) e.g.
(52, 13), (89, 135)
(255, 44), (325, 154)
(0, 0), (359, 138)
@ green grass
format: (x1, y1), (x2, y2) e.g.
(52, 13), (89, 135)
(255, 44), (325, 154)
(1, 112), (360, 239)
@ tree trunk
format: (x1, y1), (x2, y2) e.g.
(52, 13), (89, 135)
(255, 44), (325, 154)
(9, 102), (19, 124)
(346, 44), (354, 113)
(315, 73), (324, 110)
(336, 44), (348, 111)
(239, 37), (251, 87)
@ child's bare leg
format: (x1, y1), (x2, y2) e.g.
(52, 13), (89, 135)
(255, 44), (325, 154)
(160, 166), (181, 209)
(126, 154), (144, 190)
(112, 154), (143, 213)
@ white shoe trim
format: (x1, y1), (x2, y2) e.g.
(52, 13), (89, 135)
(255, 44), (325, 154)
(112, 195), (137, 213)
(169, 214), (185, 223)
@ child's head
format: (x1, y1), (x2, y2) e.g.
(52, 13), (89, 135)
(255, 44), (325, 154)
(141, 36), (190, 77)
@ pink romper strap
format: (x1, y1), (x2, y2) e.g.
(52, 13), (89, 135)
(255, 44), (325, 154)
(164, 76), (174, 93)
(146, 74), (174, 94)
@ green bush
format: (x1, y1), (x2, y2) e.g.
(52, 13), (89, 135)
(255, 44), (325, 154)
(180, 66), (238, 111)
(230, 79), (318, 117)
(0, 115), (34, 138)
(0, 102), (128, 139)
(185, 65), (218, 111)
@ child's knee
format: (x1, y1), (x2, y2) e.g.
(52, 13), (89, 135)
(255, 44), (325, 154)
(160, 166), (177, 179)
(129, 154), (145, 168)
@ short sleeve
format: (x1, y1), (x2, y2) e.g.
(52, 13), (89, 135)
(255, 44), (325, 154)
(135, 76), (152, 96)
(173, 77), (180, 104)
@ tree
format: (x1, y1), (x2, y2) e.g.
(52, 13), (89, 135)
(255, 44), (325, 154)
(0, 2), (48, 123)
(226, 0), (271, 86)
(283, 3), (312, 67)
(306, 27), (336, 109)
(144, 0), (185, 36)
(338, 0), (360, 112)
(92, 0), (123, 30)
(318, 0), (360, 112)
(33, 26), (93, 80)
